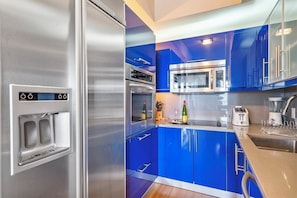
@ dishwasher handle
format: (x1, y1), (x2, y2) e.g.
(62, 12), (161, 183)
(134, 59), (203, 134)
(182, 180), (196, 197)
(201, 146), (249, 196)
(241, 171), (257, 198)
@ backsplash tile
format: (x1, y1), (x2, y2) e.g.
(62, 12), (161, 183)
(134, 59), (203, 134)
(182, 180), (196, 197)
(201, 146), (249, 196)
(156, 87), (297, 124)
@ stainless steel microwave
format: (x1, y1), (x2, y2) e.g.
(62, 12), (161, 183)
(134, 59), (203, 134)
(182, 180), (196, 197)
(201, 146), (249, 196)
(169, 59), (227, 93)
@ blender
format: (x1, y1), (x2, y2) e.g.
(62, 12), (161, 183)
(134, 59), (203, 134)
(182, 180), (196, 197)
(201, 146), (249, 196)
(268, 97), (284, 126)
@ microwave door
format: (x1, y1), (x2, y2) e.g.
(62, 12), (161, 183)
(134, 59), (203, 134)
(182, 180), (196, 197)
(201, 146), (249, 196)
(190, 69), (212, 92)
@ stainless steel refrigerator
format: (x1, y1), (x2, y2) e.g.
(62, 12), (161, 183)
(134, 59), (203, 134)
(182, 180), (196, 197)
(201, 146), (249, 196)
(0, 0), (125, 197)
(83, 0), (125, 197)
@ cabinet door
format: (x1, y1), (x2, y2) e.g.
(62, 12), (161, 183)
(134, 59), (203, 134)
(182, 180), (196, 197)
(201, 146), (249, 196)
(229, 27), (262, 91)
(226, 132), (245, 194)
(283, 0), (297, 81)
(193, 130), (227, 190)
(126, 128), (158, 198)
(258, 25), (268, 86)
(158, 127), (193, 182)
(267, 0), (297, 86)
(156, 49), (181, 92)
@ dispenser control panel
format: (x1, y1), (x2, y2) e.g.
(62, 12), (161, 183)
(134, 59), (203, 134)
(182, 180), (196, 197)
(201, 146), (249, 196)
(19, 92), (68, 101)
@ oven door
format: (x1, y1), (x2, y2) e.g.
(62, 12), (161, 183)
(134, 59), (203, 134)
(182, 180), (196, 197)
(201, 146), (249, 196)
(126, 81), (155, 137)
(170, 68), (212, 93)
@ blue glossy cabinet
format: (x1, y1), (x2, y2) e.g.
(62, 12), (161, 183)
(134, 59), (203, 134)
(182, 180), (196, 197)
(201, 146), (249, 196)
(158, 127), (192, 182)
(126, 127), (158, 198)
(227, 132), (263, 197)
(156, 49), (182, 92)
(229, 26), (264, 91)
(226, 132), (245, 194)
(126, 44), (156, 71)
(125, 6), (156, 72)
(193, 129), (227, 190)
(158, 127), (227, 190)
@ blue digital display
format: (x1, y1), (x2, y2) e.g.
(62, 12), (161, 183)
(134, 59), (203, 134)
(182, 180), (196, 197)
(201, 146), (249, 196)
(37, 93), (55, 100)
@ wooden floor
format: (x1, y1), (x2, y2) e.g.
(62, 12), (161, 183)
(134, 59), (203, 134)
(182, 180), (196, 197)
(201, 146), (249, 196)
(143, 183), (217, 198)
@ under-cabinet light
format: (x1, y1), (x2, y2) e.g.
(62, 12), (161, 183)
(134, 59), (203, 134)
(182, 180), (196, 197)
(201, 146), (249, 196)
(202, 38), (213, 45)
(275, 28), (292, 36)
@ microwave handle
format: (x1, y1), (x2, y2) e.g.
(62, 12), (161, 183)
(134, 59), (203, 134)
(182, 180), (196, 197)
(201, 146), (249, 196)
(129, 83), (154, 90)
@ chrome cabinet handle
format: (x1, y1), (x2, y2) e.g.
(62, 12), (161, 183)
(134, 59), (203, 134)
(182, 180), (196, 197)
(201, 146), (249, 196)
(134, 57), (151, 65)
(241, 171), (257, 198)
(235, 143), (246, 175)
(137, 133), (151, 141)
(188, 130), (192, 152)
(194, 131), (198, 152)
(262, 58), (269, 84)
(137, 162), (151, 173)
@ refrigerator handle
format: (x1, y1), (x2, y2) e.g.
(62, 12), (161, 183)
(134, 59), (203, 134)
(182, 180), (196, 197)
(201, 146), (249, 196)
(89, 0), (115, 17)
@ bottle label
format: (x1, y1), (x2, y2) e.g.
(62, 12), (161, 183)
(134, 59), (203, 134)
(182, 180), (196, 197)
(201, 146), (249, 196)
(141, 113), (146, 120)
(182, 115), (188, 123)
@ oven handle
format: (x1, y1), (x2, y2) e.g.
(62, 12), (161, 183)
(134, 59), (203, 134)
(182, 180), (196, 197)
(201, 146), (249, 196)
(129, 83), (154, 90)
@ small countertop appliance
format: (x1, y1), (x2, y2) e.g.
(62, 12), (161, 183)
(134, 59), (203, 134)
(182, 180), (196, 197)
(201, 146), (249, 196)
(232, 106), (249, 126)
(268, 97), (283, 126)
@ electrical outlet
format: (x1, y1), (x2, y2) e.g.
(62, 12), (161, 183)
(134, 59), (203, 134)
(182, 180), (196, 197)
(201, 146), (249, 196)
(291, 108), (296, 119)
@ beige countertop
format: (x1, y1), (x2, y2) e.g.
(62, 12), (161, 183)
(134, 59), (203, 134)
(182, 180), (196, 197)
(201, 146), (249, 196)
(232, 124), (297, 198)
(157, 120), (297, 197)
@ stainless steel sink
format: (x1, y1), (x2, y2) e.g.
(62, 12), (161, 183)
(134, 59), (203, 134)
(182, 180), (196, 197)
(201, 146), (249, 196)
(248, 134), (297, 153)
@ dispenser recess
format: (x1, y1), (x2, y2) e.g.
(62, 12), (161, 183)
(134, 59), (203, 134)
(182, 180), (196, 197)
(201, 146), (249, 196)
(10, 84), (72, 175)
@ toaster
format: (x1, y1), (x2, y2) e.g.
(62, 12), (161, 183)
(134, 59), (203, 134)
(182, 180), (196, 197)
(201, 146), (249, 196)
(232, 106), (249, 126)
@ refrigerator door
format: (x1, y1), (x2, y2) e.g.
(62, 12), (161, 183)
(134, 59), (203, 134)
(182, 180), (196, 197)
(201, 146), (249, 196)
(85, 1), (125, 198)
(0, 0), (78, 198)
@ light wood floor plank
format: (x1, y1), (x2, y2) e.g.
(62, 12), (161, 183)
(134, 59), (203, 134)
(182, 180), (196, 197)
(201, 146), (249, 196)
(143, 183), (217, 198)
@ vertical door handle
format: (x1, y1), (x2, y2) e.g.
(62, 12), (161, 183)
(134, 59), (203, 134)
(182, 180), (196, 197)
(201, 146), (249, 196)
(194, 131), (198, 153)
(262, 58), (269, 84)
(235, 143), (246, 175)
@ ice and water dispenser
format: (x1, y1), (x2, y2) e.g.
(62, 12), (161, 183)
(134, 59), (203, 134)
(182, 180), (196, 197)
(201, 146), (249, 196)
(10, 84), (72, 175)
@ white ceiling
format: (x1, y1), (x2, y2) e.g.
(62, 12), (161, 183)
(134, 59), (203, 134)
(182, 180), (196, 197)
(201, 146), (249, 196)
(137, 0), (243, 23)
(125, 0), (279, 43)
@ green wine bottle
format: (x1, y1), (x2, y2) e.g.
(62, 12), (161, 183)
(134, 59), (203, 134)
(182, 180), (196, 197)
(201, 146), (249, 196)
(141, 100), (147, 120)
(182, 100), (188, 124)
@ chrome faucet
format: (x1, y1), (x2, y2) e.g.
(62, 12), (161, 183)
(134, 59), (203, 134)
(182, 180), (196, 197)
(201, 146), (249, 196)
(282, 94), (297, 124)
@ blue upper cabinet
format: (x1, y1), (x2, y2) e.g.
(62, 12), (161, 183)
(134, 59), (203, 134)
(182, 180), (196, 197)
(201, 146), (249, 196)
(257, 25), (268, 88)
(157, 32), (227, 63)
(228, 26), (265, 91)
(125, 6), (156, 72)
(156, 49), (182, 92)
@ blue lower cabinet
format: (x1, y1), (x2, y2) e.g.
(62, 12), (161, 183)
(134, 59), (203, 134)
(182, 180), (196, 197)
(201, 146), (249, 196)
(158, 127), (193, 182)
(226, 132), (245, 194)
(193, 130), (227, 190)
(126, 127), (158, 198)
(158, 127), (227, 190)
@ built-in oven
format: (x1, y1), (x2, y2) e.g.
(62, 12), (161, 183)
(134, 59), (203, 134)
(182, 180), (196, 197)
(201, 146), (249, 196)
(170, 59), (227, 93)
(126, 64), (156, 137)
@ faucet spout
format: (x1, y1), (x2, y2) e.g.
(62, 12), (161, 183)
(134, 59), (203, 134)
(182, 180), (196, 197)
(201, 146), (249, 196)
(282, 94), (297, 124)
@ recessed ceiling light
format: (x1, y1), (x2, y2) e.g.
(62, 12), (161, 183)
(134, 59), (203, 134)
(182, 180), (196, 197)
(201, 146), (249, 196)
(202, 38), (213, 45)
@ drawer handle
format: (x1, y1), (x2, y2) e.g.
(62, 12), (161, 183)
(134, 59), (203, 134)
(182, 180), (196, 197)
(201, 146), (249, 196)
(137, 133), (151, 141)
(137, 162), (151, 173)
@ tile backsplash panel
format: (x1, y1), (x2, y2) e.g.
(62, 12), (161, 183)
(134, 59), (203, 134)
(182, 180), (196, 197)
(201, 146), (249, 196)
(156, 88), (296, 124)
